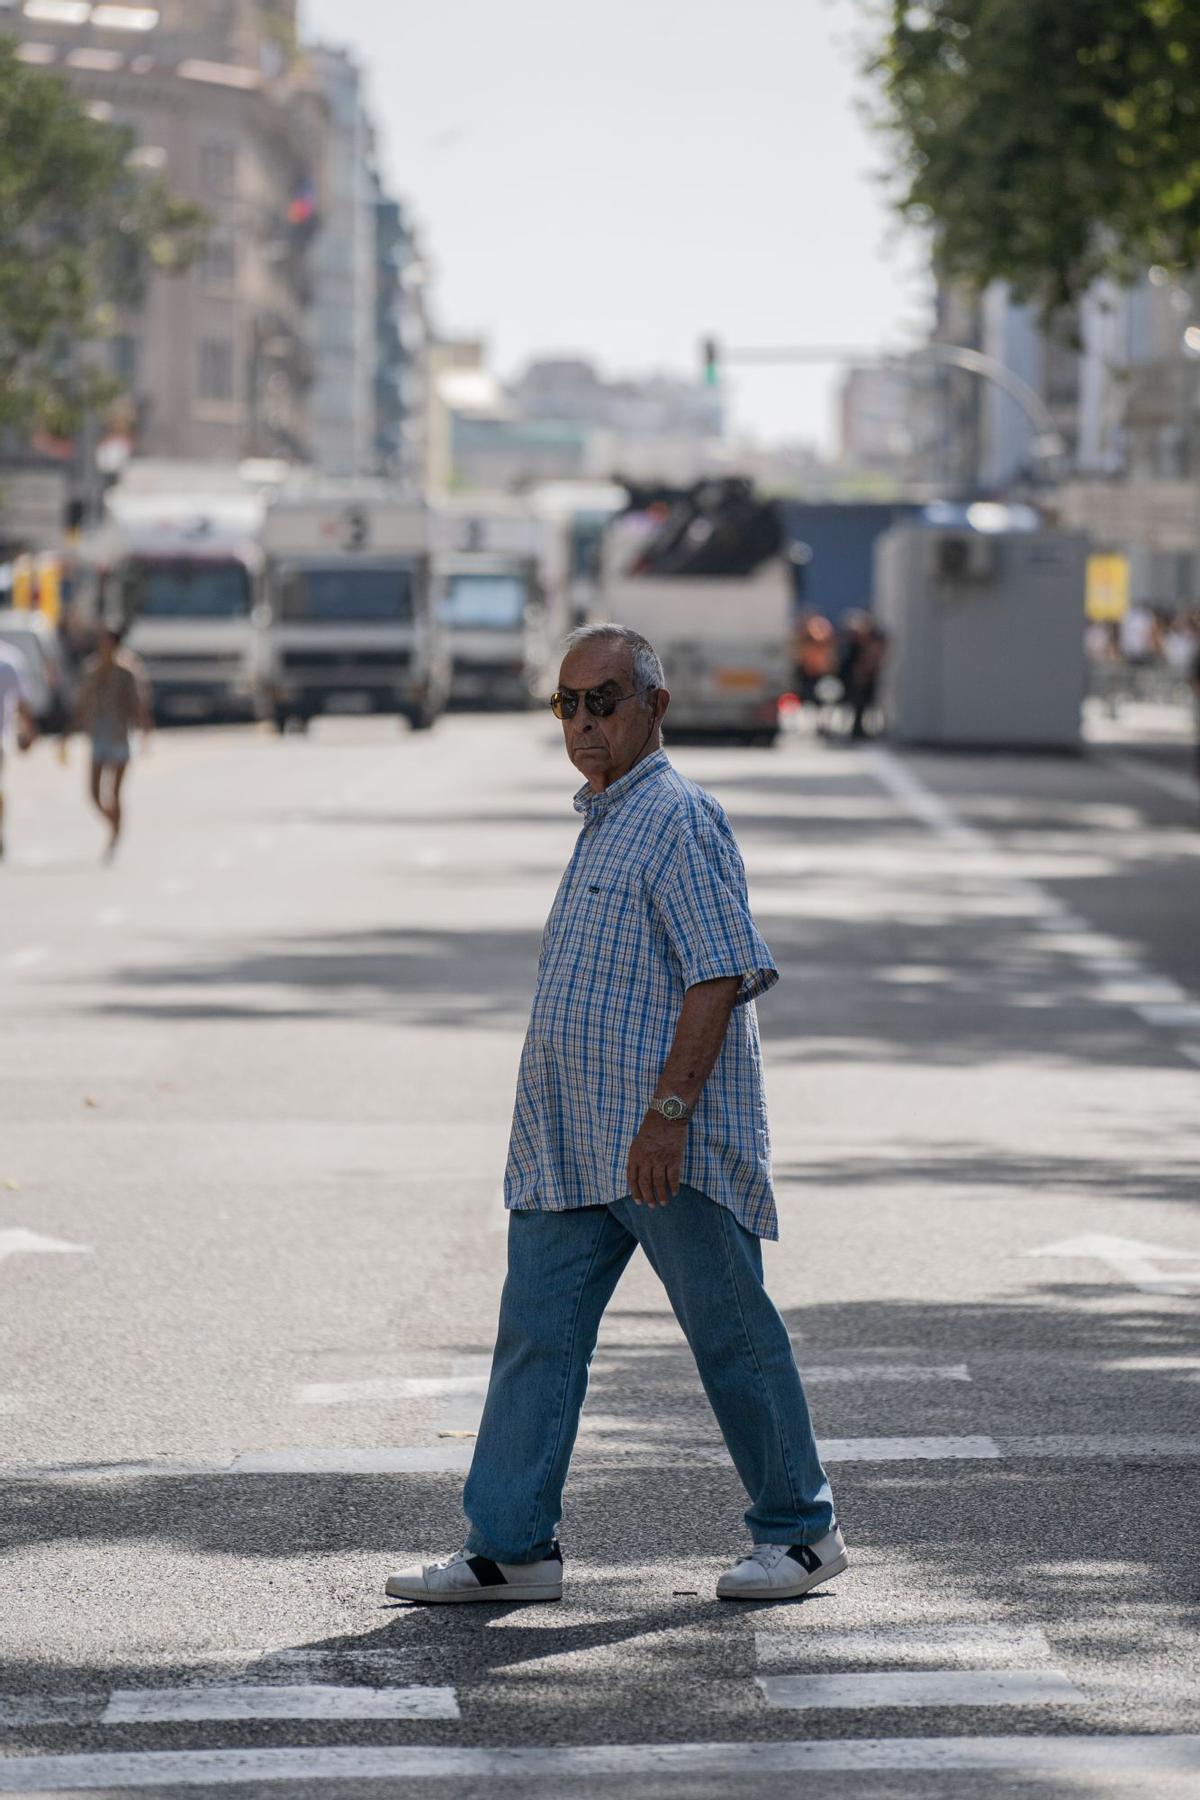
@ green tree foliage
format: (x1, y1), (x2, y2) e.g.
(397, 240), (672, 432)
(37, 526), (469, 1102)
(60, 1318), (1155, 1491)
(870, 0), (1200, 307)
(0, 35), (206, 433)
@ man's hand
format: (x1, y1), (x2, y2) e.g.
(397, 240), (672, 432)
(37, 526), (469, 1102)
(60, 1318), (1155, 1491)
(626, 1111), (686, 1208)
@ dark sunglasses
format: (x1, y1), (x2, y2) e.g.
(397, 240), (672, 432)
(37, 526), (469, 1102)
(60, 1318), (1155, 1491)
(549, 684), (654, 721)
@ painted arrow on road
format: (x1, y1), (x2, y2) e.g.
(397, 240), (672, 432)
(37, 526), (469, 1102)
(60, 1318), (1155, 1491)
(1029, 1234), (1200, 1297)
(0, 1229), (90, 1268)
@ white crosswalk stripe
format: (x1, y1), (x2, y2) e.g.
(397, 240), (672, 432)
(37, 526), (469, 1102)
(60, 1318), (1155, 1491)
(756, 1669), (1084, 1710)
(9, 1430), (1200, 1481)
(1, 1738), (1198, 1789)
(101, 1684), (458, 1723)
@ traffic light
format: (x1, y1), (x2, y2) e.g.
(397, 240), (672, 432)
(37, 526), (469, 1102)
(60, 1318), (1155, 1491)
(701, 336), (720, 387)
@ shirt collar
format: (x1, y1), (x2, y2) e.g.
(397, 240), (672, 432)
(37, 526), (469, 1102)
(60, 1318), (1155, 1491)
(573, 748), (669, 822)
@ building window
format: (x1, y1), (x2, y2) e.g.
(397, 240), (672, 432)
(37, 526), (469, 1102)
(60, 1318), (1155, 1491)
(201, 232), (236, 292)
(111, 334), (138, 388)
(198, 337), (234, 402)
(199, 141), (236, 198)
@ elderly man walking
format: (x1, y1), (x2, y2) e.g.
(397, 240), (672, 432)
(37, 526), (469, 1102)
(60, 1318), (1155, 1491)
(387, 624), (844, 1604)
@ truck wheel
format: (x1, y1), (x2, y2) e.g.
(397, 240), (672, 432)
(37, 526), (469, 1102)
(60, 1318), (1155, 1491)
(272, 706), (289, 734)
(408, 708), (435, 732)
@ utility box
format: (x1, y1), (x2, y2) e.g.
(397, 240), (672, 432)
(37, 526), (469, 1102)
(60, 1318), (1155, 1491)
(874, 526), (1087, 750)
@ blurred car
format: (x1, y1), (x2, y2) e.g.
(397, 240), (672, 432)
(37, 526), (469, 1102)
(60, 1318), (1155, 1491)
(0, 609), (71, 731)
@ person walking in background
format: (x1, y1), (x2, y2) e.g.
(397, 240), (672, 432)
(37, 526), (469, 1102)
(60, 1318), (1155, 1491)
(837, 613), (888, 742)
(386, 622), (844, 1606)
(792, 610), (836, 707)
(0, 638), (38, 862)
(71, 624), (152, 861)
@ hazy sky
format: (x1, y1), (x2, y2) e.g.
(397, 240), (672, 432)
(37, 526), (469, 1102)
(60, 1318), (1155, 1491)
(301, 0), (930, 449)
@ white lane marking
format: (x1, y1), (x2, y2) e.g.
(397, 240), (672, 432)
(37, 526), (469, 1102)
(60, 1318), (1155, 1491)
(0, 1229), (90, 1268)
(755, 1625), (1053, 1664)
(1105, 753), (1199, 805)
(1031, 1233), (1200, 1297)
(94, 906), (127, 928)
(756, 1669), (1084, 1711)
(102, 1684), (458, 1723)
(1101, 1355), (1200, 1373)
(414, 847), (443, 868)
(866, 751), (990, 851)
(437, 1356), (492, 1436)
(868, 746), (1200, 1051)
(295, 1374), (489, 1406)
(1138, 1001), (1200, 1031)
(798, 1363), (971, 1384)
(1096, 975), (1188, 1006)
(2, 1737), (1199, 1787)
(2, 945), (49, 972)
(14, 1432), (1200, 1484)
(229, 1446), (476, 1474)
(821, 1435), (1000, 1462)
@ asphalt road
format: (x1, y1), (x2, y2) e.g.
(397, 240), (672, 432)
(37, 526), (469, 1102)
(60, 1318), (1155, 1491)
(0, 709), (1198, 1799)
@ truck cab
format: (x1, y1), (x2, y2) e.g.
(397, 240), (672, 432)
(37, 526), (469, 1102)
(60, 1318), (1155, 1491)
(434, 501), (565, 708)
(259, 486), (449, 731)
(98, 488), (266, 723)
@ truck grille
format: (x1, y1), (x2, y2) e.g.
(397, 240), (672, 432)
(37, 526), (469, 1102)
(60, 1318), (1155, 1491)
(149, 652), (242, 671)
(282, 650), (411, 676)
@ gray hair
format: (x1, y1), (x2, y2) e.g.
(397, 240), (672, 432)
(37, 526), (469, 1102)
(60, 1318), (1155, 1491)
(562, 622), (665, 694)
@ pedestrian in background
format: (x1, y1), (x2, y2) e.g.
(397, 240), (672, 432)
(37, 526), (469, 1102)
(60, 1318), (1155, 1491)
(387, 622), (844, 1606)
(70, 624), (153, 861)
(792, 610), (836, 707)
(838, 612), (888, 742)
(0, 638), (38, 862)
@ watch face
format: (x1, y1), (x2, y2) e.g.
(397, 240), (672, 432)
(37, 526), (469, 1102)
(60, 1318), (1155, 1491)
(661, 1097), (684, 1120)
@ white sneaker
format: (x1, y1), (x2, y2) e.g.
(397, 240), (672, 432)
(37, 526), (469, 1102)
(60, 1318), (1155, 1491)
(716, 1526), (848, 1601)
(385, 1545), (563, 1604)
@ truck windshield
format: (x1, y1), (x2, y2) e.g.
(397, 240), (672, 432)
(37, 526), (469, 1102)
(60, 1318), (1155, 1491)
(279, 565), (414, 623)
(128, 559), (251, 619)
(442, 573), (526, 631)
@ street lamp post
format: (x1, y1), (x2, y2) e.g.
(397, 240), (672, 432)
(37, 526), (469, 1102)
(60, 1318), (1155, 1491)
(697, 338), (1067, 475)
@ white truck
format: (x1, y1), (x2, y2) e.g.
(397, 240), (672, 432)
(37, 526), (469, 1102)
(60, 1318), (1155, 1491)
(94, 465), (271, 721)
(434, 499), (566, 707)
(258, 485), (449, 731)
(597, 488), (792, 745)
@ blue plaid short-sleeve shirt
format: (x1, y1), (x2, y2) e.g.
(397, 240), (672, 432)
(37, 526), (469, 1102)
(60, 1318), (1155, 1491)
(504, 749), (781, 1239)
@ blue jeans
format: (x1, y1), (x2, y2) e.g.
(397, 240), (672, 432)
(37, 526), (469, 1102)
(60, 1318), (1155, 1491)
(463, 1186), (835, 1563)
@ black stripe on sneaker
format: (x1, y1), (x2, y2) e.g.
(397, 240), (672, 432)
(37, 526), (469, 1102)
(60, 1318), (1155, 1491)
(786, 1543), (823, 1574)
(546, 1542), (563, 1564)
(465, 1556), (508, 1586)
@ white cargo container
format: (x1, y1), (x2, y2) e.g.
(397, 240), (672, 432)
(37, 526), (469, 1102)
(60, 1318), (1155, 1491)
(874, 525), (1087, 750)
(259, 485), (449, 730)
